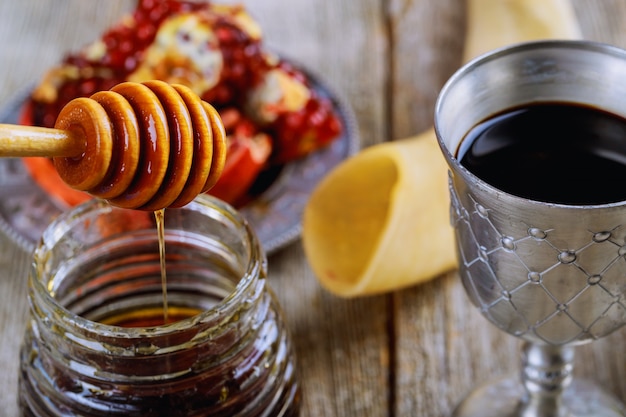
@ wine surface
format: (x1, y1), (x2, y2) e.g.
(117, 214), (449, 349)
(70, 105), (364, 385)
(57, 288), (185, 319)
(457, 102), (626, 205)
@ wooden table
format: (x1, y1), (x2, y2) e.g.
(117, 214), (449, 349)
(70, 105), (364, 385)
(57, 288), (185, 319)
(1, 1), (625, 416)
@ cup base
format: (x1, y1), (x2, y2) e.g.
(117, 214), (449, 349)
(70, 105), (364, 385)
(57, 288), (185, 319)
(452, 375), (626, 417)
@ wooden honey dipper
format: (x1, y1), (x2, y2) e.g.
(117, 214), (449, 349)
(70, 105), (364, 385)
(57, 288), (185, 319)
(0, 80), (227, 211)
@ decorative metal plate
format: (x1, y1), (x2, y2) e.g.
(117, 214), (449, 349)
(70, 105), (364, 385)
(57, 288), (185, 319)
(0, 66), (359, 255)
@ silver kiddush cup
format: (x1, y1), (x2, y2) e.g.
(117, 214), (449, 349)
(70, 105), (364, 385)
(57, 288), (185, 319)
(435, 40), (626, 417)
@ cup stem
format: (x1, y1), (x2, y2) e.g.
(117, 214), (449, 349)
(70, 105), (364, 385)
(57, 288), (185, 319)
(451, 339), (626, 417)
(519, 342), (574, 417)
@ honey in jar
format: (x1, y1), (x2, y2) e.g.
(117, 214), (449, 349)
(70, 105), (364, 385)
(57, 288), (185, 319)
(19, 196), (300, 416)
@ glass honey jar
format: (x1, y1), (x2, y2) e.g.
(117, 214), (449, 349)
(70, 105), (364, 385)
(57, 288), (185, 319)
(18, 195), (300, 416)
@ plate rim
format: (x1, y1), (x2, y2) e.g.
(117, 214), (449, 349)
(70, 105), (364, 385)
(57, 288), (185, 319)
(0, 60), (360, 255)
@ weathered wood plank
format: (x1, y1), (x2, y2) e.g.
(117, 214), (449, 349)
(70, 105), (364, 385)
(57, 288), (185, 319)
(392, 2), (626, 416)
(387, 0), (466, 140)
(242, 1), (393, 415)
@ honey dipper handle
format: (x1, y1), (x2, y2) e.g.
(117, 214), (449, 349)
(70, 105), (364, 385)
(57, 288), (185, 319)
(0, 124), (84, 157)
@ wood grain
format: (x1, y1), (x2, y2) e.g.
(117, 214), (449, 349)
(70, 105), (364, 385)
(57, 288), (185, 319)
(0, 1), (625, 416)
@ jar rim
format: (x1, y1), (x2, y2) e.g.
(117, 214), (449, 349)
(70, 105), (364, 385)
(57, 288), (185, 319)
(30, 195), (265, 338)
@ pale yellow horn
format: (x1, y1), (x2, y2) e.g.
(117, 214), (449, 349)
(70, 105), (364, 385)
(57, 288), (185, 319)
(302, 0), (582, 297)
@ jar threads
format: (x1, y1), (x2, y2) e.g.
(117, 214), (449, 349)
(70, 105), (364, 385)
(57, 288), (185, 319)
(19, 196), (300, 416)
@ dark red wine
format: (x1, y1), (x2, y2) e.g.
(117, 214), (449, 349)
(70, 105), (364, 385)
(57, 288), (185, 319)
(457, 103), (626, 205)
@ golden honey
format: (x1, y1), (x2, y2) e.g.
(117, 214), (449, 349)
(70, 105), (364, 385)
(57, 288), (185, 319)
(19, 196), (299, 416)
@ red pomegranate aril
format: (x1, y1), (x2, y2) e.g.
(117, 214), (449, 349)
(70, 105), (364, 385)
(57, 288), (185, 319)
(136, 23), (156, 44)
(215, 26), (237, 44)
(118, 38), (134, 55)
(149, 4), (170, 23)
(137, 0), (158, 12)
(234, 118), (257, 138)
(78, 79), (98, 96)
(63, 55), (88, 68)
(283, 111), (306, 130)
(103, 33), (119, 51)
(102, 52), (124, 69)
(220, 107), (242, 131)
(308, 109), (326, 128)
(124, 56), (138, 72)
(230, 63), (246, 79)
(42, 110), (56, 129)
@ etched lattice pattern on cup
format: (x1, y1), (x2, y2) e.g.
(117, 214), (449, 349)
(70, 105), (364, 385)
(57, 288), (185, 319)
(450, 187), (626, 346)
